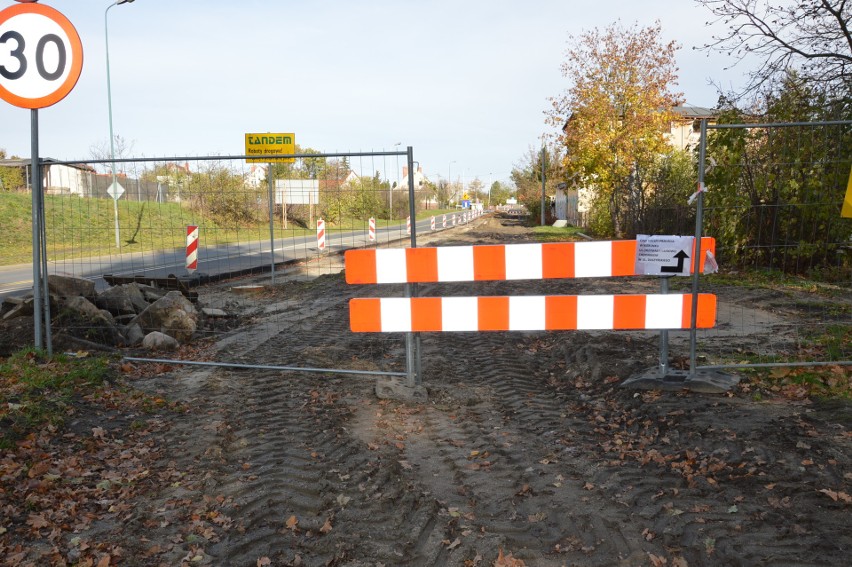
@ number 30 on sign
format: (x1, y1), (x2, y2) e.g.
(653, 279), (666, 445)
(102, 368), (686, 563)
(0, 2), (83, 109)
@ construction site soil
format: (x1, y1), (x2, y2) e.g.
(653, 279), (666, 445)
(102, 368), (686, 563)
(2, 214), (851, 566)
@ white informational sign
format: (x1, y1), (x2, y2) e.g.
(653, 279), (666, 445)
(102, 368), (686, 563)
(276, 179), (319, 205)
(635, 234), (694, 276)
(106, 180), (125, 201)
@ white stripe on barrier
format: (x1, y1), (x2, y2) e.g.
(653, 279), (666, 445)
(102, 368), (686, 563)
(509, 296), (546, 330)
(376, 248), (407, 284)
(437, 246), (475, 282)
(577, 295), (615, 330)
(505, 243), (543, 280)
(380, 297), (412, 332)
(574, 241), (612, 278)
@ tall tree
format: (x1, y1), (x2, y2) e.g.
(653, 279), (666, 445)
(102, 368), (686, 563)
(488, 181), (513, 206)
(467, 178), (485, 202)
(548, 21), (682, 237)
(89, 135), (135, 175)
(511, 143), (564, 222)
(697, 0), (852, 99)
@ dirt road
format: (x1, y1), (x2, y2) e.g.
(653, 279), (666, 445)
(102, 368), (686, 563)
(3, 215), (850, 566)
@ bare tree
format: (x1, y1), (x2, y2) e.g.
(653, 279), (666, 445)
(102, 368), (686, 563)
(89, 134), (135, 174)
(698, 0), (852, 97)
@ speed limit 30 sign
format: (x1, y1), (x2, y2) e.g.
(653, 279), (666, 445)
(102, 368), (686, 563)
(0, 2), (83, 109)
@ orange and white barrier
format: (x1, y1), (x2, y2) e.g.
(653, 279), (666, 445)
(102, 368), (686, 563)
(349, 294), (717, 332)
(186, 225), (199, 273)
(368, 217), (376, 242)
(317, 219), (326, 251)
(430, 216), (436, 231)
(442, 214), (447, 228)
(345, 238), (715, 285)
(406, 216), (411, 235)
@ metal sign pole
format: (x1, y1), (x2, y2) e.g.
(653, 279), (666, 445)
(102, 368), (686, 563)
(30, 109), (44, 350)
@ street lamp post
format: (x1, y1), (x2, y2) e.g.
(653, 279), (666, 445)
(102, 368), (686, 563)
(105, 0), (134, 248)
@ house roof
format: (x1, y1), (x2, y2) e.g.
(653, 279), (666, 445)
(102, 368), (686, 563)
(671, 105), (717, 119)
(0, 158), (96, 172)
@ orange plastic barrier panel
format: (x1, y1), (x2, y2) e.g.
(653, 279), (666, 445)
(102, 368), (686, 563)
(345, 238), (715, 284)
(349, 293), (717, 333)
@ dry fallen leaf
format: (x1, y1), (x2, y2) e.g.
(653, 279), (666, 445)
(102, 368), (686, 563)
(819, 488), (852, 503)
(26, 513), (50, 529)
(494, 548), (526, 566)
(320, 518), (333, 534)
(257, 558), (272, 567)
(648, 552), (667, 567)
(285, 515), (298, 530)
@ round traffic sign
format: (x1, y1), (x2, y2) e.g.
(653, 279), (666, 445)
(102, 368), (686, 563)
(0, 3), (83, 109)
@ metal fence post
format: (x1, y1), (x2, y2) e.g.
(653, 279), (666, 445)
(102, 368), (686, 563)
(688, 119), (708, 376)
(405, 146), (421, 387)
(267, 162), (276, 284)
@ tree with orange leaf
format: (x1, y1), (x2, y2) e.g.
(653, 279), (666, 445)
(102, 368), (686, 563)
(548, 21), (682, 237)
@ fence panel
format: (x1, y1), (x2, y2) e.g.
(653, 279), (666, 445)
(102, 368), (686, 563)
(692, 121), (851, 370)
(22, 149), (458, 372)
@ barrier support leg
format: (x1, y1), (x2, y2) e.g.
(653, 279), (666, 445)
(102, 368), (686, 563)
(621, 275), (739, 394)
(375, 283), (428, 402)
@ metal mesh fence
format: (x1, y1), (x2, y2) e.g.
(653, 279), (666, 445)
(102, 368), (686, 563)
(14, 149), (474, 372)
(690, 121), (852, 369)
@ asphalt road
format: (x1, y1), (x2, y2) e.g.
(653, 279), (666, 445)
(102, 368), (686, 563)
(0, 212), (478, 301)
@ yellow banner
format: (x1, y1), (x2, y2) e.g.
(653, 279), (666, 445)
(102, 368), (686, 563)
(245, 133), (296, 163)
(843, 164), (852, 218)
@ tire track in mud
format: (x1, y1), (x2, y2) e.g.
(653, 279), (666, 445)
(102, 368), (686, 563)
(399, 330), (658, 565)
(168, 229), (850, 566)
(205, 273), (684, 564)
(198, 368), (444, 566)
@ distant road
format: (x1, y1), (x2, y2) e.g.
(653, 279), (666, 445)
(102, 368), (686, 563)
(0, 213), (474, 300)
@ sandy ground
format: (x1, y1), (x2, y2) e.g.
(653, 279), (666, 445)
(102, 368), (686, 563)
(2, 214), (851, 566)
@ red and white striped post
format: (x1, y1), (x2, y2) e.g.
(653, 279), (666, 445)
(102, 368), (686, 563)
(452, 214), (457, 226)
(406, 216), (411, 235)
(317, 218), (326, 251)
(442, 214), (447, 229)
(430, 216), (436, 231)
(185, 225), (199, 274)
(368, 217), (376, 243)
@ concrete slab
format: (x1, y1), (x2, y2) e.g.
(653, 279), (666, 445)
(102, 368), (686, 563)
(375, 376), (428, 403)
(621, 368), (740, 394)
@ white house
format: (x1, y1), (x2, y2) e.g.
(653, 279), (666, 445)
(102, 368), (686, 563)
(244, 164), (267, 188)
(0, 158), (98, 196)
(563, 103), (719, 217)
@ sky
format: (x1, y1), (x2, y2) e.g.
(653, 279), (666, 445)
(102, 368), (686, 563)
(0, 0), (754, 186)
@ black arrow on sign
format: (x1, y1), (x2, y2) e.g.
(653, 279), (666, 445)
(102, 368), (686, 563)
(660, 250), (689, 273)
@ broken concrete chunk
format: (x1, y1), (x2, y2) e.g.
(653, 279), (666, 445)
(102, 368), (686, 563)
(48, 274), (96, 300)
(142, 331), (179, 351)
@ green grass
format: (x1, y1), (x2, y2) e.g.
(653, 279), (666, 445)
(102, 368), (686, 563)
(0, 193), (452, 266)
(531, 225), (587, 242)
(0, 350), (113, 449)
(703, 268), (850, 298)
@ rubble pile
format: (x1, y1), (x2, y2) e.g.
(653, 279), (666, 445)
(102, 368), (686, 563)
(1, 275), (203, 352)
